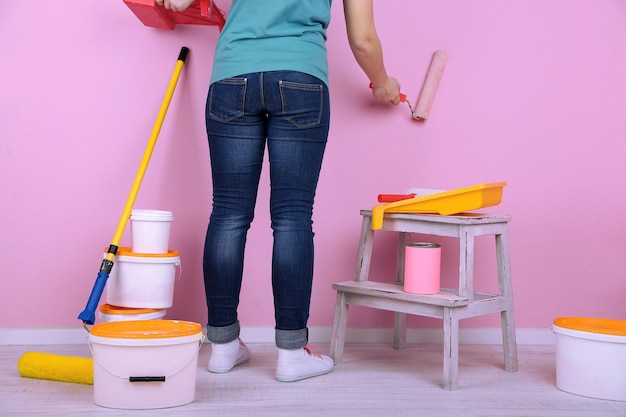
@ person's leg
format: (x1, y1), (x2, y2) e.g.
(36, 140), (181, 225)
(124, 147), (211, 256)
(263, 71), (334, 381)
(203, 73), (266, 372)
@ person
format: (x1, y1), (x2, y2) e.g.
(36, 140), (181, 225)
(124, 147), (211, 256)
(157, 0), (401, 382)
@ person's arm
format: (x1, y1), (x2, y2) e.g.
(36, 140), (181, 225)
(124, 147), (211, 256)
(343, 0), (401, 104)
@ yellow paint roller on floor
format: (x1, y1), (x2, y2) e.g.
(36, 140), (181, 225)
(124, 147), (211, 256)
(18, 352), (93, 385)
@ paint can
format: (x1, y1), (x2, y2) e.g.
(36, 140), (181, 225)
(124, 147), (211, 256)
(89, 320), (203, 409)
(404, 242), (441, 294)
(98, 304), (167, 323)
(553, 317), (626, 401)
(106, 247), (181, 309)
(130, 209), (173, 254)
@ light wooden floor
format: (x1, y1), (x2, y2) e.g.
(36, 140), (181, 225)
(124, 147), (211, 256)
(2, 343), (625, 416)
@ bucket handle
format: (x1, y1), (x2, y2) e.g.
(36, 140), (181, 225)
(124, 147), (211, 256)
(175, 258), (182, 283)
(87, 334), (205, 382)
(129, 376), (166, 383)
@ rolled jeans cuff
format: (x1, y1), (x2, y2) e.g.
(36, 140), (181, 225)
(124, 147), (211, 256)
(207, 321), (240, 344)
(275, 327), (308, 349)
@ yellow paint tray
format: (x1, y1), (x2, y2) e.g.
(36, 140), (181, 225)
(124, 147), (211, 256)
(371, 182), (506, 230)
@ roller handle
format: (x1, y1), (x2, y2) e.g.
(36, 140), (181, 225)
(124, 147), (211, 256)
(78, 47), (189, 325)
(377, 193), (416, 203)
(77, 269), (110, 325)
(369, 83), (406, 102)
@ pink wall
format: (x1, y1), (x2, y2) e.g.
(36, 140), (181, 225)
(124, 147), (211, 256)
(2, 1), (625, 330)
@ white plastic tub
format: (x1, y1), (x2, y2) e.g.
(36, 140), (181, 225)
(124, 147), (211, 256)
(131, 209), (173, 254)
(553, 317), (626, 401)
(89, 320), (203, 409)
(106, 247), (180, 309)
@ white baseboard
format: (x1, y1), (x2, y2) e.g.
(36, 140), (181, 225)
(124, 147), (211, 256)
(0, 326), (555, 346)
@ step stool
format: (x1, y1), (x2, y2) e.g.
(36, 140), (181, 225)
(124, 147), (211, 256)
(329, 210), (518, 390)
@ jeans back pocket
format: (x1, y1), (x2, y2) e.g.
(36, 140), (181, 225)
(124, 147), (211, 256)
(279, 80), (324, 128)
(208, 77), (247, 122)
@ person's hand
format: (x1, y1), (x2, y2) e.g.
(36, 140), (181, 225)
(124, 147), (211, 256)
(371, 76), (402, 105)
(155, 0), (195, 12)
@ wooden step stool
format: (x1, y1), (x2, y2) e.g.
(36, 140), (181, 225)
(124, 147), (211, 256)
(329, 210), (518, 390)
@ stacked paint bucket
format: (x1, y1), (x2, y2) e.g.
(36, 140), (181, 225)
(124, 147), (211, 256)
(553, 317), (626, 401)
(89, 209), (204, 410)
(97, 209), (179, 322)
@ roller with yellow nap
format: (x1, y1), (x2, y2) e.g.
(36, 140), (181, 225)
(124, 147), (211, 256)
(18, 352), (93, 385)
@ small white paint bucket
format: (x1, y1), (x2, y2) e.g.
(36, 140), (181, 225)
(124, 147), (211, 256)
(89, 320), (203, 409)
(106, 247), (181, 309)
(130, 209), (173, 254)
(553, 317), (626, 401)
(98, 304), (167, 323)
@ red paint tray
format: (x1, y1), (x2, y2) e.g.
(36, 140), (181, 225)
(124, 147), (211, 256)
(124, 0), (226, 30)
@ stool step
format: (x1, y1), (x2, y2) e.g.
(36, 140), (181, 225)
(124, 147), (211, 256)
(332, 281), (470, 307)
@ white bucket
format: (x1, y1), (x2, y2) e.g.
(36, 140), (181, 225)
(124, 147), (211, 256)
(106, 247), (181, 309)
(553, 317), (626, 401)
(131, 209), (173, 254)
(89, 320), (203, 409)
(98, 304), (167, 323)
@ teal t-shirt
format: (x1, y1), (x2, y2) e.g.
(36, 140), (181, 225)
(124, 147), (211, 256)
(210, 0), (332, 86)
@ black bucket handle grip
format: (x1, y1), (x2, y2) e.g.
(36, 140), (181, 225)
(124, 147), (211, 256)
(129, 376), (166, 383)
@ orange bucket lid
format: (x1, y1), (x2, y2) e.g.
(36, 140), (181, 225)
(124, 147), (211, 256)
(90, 320), (202, 339)
(98, 304), (165, 315)
(104, 247), (179, 258)
(553, 317), (626, 337)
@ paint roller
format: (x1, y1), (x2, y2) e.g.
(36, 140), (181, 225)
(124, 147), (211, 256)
(18, 352), (93, 385)
(123, 0), (226, 30)
(413, 50), (448, 120)
(370, 50), (448, 120)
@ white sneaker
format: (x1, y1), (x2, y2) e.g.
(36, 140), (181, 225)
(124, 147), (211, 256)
(275, 345), (334, 382)
(208, 338), (251, 373)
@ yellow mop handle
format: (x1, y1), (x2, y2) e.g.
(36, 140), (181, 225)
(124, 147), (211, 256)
(105, 46), (190, 262)
(78, 47), (190, 325)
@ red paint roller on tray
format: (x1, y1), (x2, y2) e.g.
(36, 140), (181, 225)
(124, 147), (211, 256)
(370, 50), (448, 120)
(124, 0), (226, 30)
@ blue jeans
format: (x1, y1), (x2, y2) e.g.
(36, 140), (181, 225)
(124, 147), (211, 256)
(203, 71), (330, 349)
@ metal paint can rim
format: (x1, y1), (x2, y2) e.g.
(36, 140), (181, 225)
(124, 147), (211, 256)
(406, 242), (441, 248)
